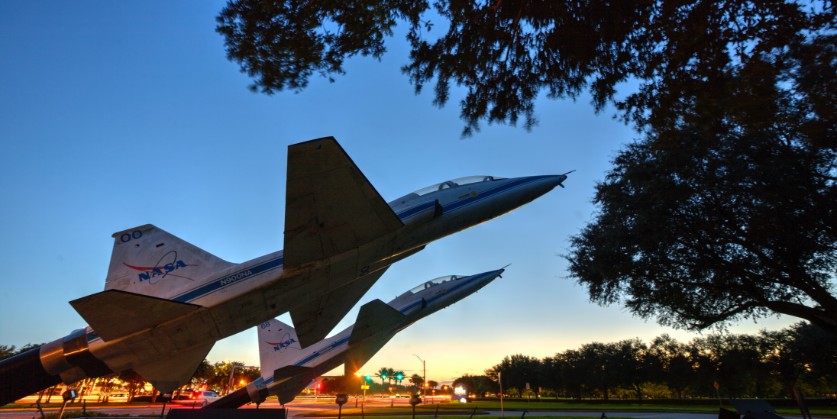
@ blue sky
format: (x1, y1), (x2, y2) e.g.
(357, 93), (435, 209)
(0, 3), (794, 384)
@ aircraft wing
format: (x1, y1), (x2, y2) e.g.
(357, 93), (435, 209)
(348, 299), (404, 346)
(344, 299), (404, 376)
(69, 290), (203, 341)
(344, 336), (399, 378)
(290, 267), (389, 348)
(283, 137), (403, 269)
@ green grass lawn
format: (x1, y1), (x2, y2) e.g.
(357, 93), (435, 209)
(304, 416), (633, 419)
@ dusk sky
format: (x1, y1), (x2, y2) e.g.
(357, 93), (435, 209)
(0, 2), (795, 384)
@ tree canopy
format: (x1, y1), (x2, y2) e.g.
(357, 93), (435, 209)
(216, 0), (834, 136)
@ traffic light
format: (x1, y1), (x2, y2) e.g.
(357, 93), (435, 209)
(395, 372), (404, 381)
(365, 375), (373, 383)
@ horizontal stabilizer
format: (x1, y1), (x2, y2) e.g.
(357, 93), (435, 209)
(276, 378), (312, 405)
(134, 342), (214, 394)
(291, 268), (388, 348)
(203, 386), (252, 409)
(283, 137), (403, 269)
(349, 300), (404, 346)
(70, 290), (202, 341)
(273, 365), (317, 405)
(204, 378), (268, 409)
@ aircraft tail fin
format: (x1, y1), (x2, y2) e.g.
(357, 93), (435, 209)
(257, 319), (303, 380)
(104, 225), (233, 299)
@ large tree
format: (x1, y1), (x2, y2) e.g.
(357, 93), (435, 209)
(118, 370), (146, 402)
(761, 322), (837, 390)
(486, 354), (543, 394)
(190, 359), (214, 388)
(451, 374), (498, 398)
(561, 2), (836, 334)
(646, 335), (693, 398)
(567, 124), (836, 333)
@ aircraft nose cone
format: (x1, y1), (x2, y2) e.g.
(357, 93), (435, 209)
(479, 268), (505, 284)
(547, 174), (568, 189)
(523, 174), (568, 198)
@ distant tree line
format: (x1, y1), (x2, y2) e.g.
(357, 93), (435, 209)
(472, 323), (835, 400)
(0, 343), (43, 360)
(0, 347), (260, 403)
(5, 322), (834, 401)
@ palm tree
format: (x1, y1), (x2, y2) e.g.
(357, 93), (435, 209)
(427, 380), (438, 391)
(409, 374), (424, 393)
(386, 367), (396, 385)
(375, 367), (390, 386)
(394, 370), (405, 387)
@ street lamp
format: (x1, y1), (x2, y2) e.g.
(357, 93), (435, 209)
(412, 354), (426, 396)
(355, 372), (370, 407)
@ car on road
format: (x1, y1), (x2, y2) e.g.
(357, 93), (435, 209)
(189, 390), (221, 406)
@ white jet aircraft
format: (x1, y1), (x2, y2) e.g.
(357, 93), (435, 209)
(0, 136), (567, 405)
(206, 268), (505, 408)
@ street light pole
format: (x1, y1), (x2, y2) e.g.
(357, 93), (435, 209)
(412, 354), (426, 396)
(227, 364), (239, 395)
(227, 364), (256, 395)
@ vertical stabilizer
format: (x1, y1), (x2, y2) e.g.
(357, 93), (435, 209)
(104, 225), (233, 299)
(257, 319), (302, 379)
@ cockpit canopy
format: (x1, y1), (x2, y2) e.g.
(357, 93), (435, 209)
(407, 275), (464, 295)
(392, 176), (505, 204)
